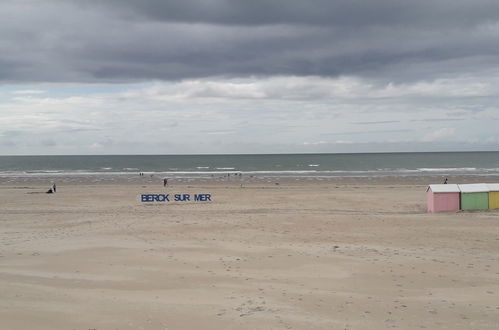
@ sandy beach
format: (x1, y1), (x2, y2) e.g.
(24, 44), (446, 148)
(1, 177), (499, 329)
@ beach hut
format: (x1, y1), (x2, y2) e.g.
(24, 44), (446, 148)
(458, 184), (489, 211)
(426, 184), (461, 213)
(488, 184), (499, 210)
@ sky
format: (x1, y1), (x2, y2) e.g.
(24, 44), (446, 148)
(1, 0), (499, 155)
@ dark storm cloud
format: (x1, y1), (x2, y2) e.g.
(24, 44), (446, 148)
(1, 0), (499, 83)
(84, 0), (499, 28)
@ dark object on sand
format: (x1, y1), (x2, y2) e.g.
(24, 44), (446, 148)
(443, 177), (448, 184)
(46, 183), (56, 194)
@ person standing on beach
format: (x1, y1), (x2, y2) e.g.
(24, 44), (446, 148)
(163, 178), (168, 187)
(52, 183), (56, 193)
(443, 177), (448, 184)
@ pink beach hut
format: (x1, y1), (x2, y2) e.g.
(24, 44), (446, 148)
(426, 184), (461, 213)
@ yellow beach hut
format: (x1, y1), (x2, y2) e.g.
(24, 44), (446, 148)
(488, 184), (499, 210)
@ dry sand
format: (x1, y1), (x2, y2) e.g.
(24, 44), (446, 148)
(1, 178), (498, 329)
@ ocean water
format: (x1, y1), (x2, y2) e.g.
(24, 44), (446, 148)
(1, 152), (499, 179)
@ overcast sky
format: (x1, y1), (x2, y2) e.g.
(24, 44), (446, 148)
(1, 0), (499, 155)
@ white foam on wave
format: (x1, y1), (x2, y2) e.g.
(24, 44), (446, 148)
(25, 170), (61, 173)
(3, 167), (499, 178)
(417, 167), (477, 172)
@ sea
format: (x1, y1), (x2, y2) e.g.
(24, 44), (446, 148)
(1, 152), (499, 180)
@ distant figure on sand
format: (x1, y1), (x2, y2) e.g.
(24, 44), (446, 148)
(443, 177), (448, 184)
(46, 183), (56, 194)
(163, 178), (168, 187)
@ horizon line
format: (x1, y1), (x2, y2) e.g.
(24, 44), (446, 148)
(1, 150), (499, 157)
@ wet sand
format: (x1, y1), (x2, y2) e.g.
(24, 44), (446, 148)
(1, 178), (498, 329)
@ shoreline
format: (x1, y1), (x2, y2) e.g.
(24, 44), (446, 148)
(2, 173), (499, 186)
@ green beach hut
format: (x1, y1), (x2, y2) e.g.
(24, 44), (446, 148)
(458, 184), (489, 211)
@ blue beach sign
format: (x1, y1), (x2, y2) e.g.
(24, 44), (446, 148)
(141, 193), (212, 202)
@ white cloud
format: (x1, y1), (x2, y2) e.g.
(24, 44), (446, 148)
(114, 74), (499, 103)
(1, 74), (499, 154)
(11, 90), (46, 95)
(421, 127), (456, 142)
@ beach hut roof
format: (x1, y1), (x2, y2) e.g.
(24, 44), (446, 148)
(427, 184), (460, 193)
(458, 184), (489, 193)
(487, 183), (499, 191)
